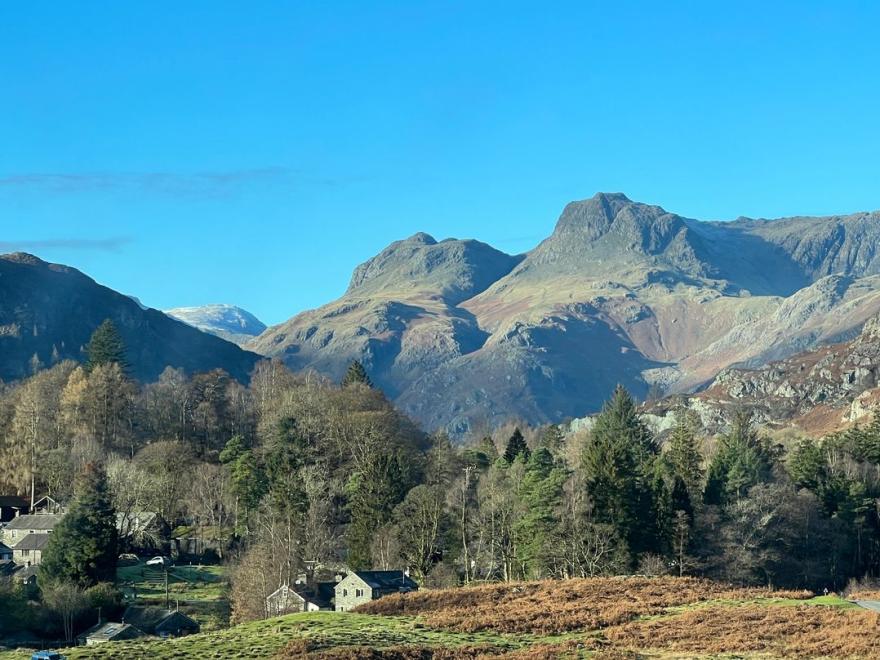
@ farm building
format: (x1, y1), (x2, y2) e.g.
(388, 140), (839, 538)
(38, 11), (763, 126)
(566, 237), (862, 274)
(122, 605), (200, 638)
(266, 581), (335, 615)
(78, 622), (145, 645)
(334, 571), (417, 611)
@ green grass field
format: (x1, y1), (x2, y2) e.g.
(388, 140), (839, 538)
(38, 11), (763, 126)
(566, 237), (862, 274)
(0, 595), (860, 660)
(0, 612), (529, 660)
(115, 560), (230, 631)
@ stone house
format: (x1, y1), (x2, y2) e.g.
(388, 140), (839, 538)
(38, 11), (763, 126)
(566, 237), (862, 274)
(266, 584), (319, 616)
(1, 513), (63, 546)
(334, 571), (418, 612)
(11, 533), (50, 566)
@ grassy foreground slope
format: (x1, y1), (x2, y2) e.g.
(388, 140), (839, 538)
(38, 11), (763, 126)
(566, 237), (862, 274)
(3, 577), (879, 659)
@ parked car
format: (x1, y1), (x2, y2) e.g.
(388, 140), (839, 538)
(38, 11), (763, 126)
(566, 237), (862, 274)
(118, 552), (139, 566)
(31, 651), (65, 660)
(146, 556), (172, 568)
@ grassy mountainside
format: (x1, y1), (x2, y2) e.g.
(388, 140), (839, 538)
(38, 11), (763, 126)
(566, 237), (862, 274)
(7, 577), (880, 659)
(251, 194), (880, 435)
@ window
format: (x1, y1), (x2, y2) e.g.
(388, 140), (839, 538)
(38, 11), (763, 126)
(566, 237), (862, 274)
(355, 589), (363, 598)
(343, 589), (347, 597)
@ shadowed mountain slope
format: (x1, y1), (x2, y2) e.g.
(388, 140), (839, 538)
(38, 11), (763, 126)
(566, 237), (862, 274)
(0, 253), (261, 383)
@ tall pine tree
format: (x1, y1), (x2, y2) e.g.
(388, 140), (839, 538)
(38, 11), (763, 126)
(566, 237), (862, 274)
(664, 410), (704, 502)
(341, 360), (373, 388)
(346, 452), (408, 569)
(85, 319), (128, 372)
(40, 463), (118, 587)
(704, 410), (774, 506)
(581, 385), (660, 557)
(503, 427), (530, 464)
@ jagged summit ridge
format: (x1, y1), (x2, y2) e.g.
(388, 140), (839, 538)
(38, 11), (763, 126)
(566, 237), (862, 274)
(252, 193), (880, 435)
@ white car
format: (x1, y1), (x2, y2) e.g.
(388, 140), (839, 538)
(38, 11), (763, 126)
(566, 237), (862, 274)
(145, 556), (172, 568)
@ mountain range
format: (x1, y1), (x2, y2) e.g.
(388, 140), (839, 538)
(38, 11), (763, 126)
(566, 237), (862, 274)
(250, 193), (880, 435)
(6, 192), (880, 437)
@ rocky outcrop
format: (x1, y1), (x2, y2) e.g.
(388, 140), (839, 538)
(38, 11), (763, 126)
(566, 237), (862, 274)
(641, 313), (880, 436)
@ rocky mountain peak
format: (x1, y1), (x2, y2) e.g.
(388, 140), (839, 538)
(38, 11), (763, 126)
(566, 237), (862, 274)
(1, 252), (48, 266)
(407, 232), (438, 245)
(548, 193), (691, 255)
(165, 304), (267, 347)
(345, 233), (521, 305)
(254, 195), (880, 436)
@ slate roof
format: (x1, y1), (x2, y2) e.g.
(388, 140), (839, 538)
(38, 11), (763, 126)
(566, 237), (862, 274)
(122, 606), (199, 634)
(4, 514), (63, 531)
(350, 571), (418, 590)
(289, 581), (336, 609)
(311, 581), (337, 608)
(116, 511), (158, 535)
(84, 622), (144, 642)
(0, 542), (12, 554)
(14, 564), (38, 580)
(13, 533), (50, 551)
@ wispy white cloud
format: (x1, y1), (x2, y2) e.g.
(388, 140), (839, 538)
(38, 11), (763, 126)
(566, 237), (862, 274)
(0, 237), (131, 252)
(0, 167), (359, 198)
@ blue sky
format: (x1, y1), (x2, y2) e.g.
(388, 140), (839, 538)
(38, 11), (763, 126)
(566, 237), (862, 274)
(2, 2), (879, 325)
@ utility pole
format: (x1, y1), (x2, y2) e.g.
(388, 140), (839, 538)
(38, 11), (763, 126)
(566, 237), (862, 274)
(164, 568), (169, 609)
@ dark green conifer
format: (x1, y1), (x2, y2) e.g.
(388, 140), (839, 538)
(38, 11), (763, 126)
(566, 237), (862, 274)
(85, 319), (128, 372)
(581, 385), (660, 556)
(40, 463), (118, 587)
(341, 360), (373, 388)
(503, 427), (530, 463)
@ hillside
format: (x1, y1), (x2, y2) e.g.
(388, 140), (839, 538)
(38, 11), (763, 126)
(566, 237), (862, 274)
(165, 304), (267, 347)
(252, 193), (880, 435)
(641, 310), (880, 437)
(0, 253), (261, 383)
(5, 577), (879, 658)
